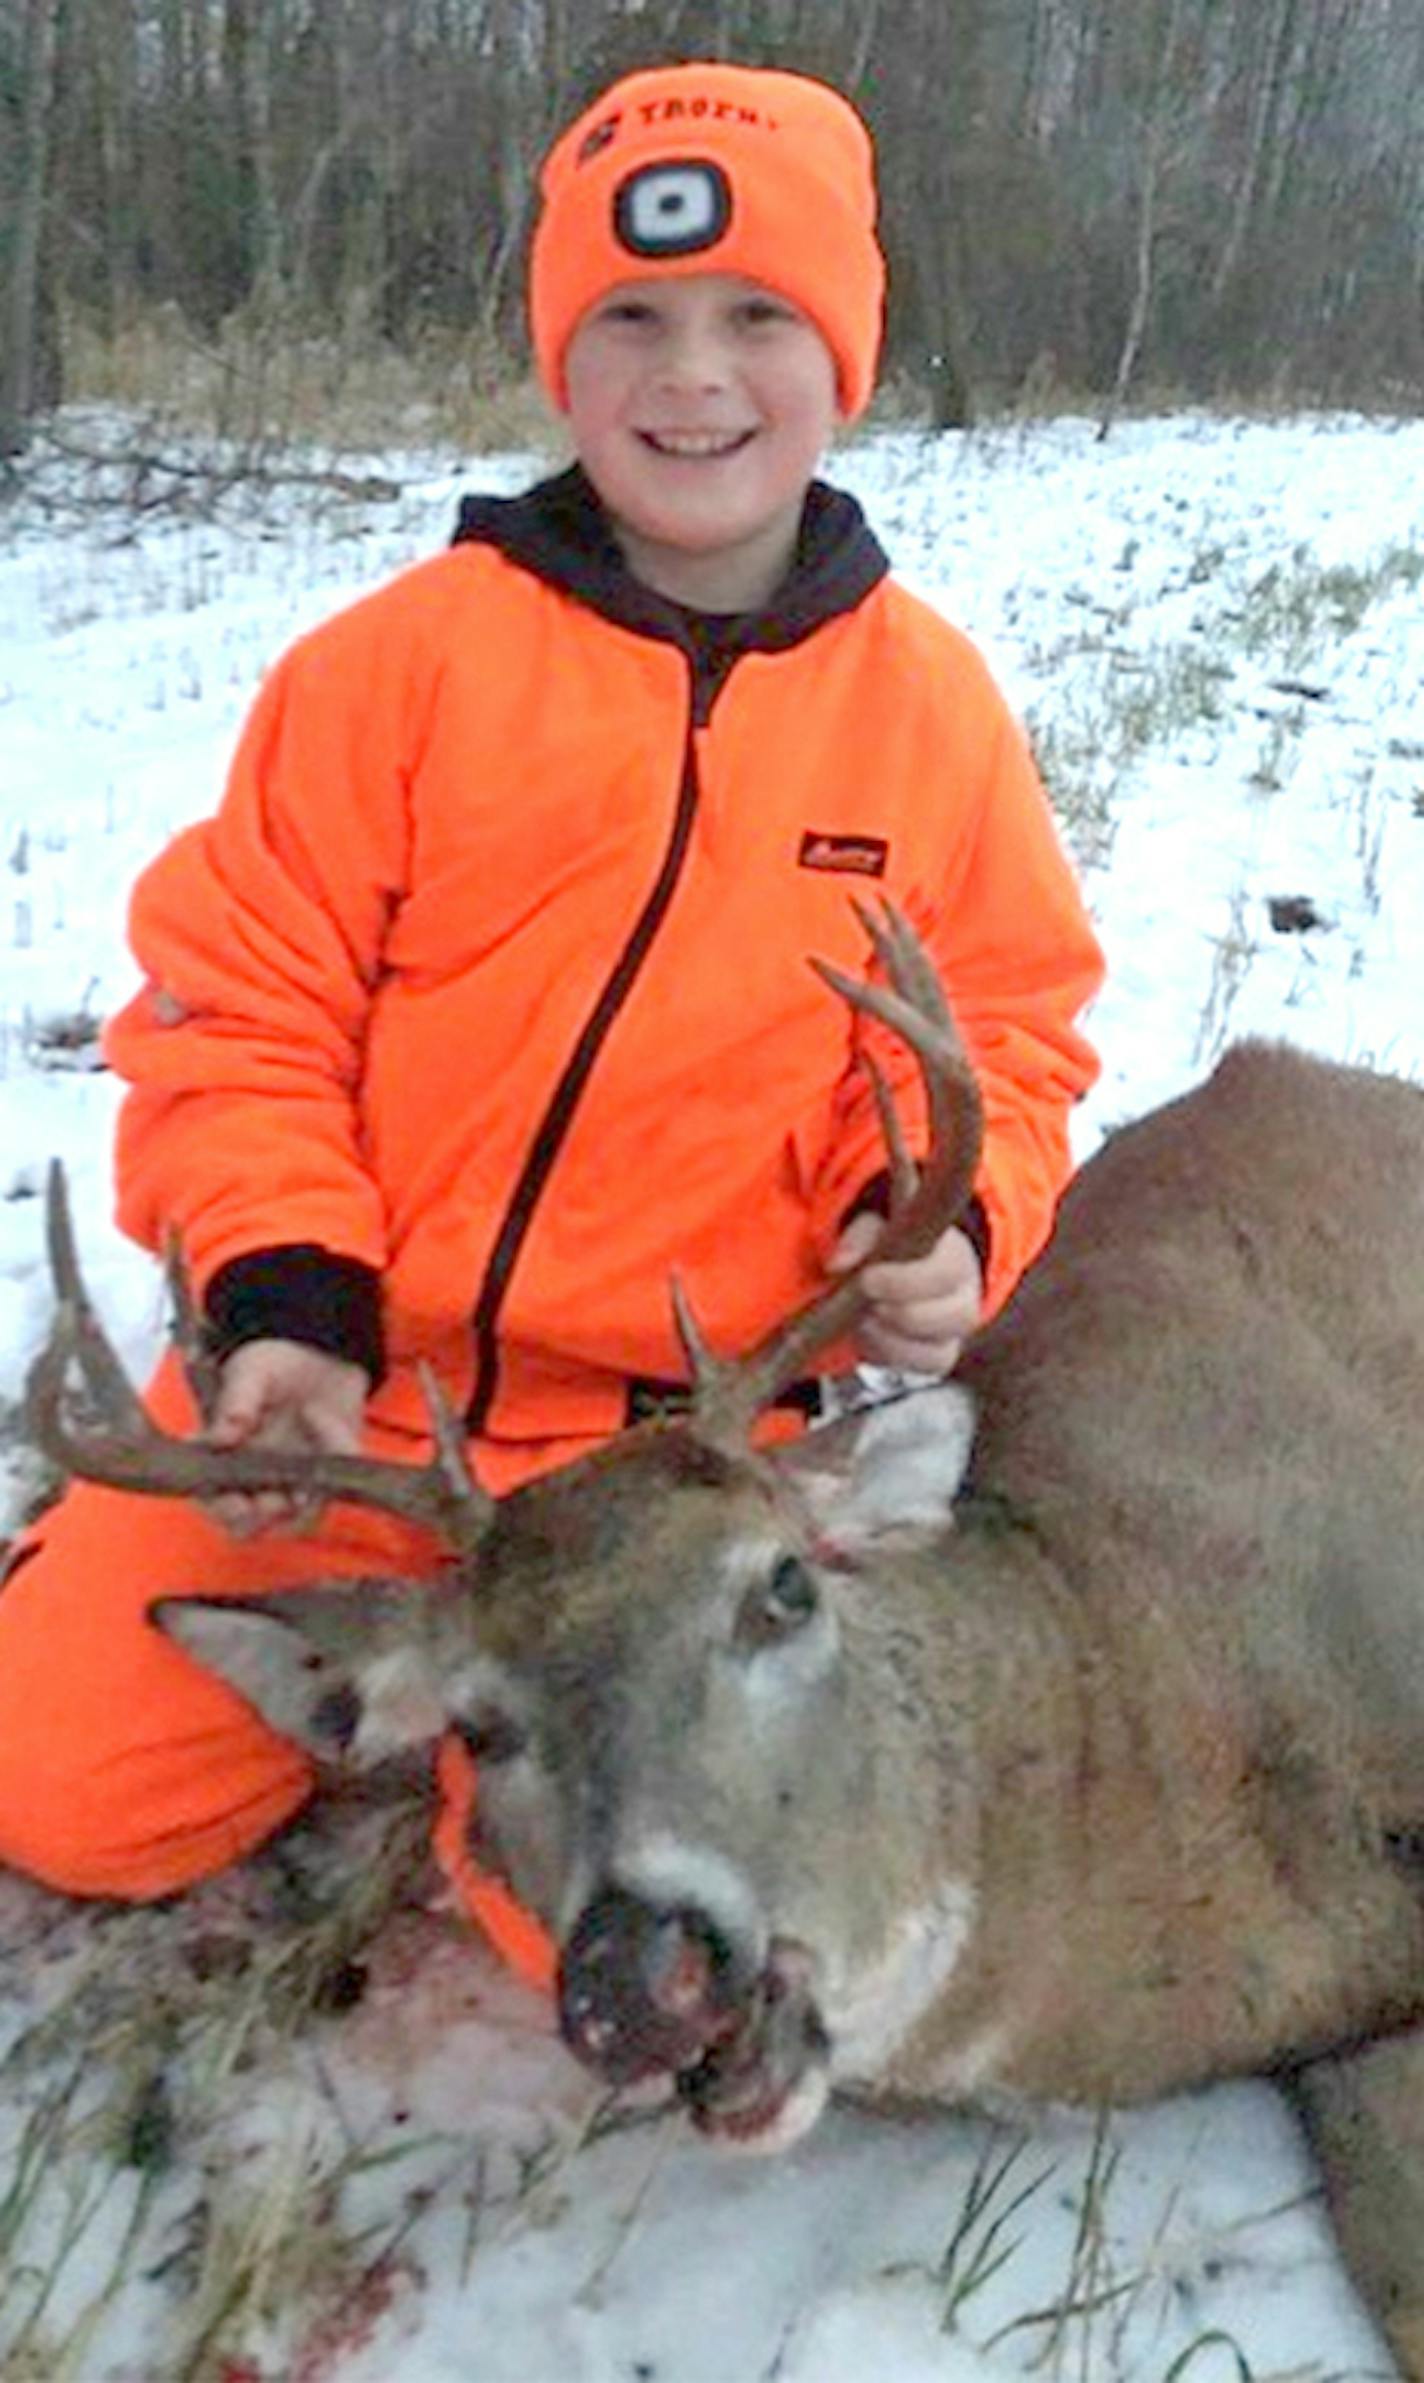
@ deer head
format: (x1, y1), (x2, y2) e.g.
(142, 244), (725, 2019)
(28, 903), (985, 2146)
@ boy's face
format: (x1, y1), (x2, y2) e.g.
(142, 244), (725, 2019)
(564, 274), (842, 612)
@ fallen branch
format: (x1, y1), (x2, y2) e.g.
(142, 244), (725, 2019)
(16, 423), (401, 524)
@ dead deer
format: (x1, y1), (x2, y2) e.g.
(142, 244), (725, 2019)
(27, 906), (1424, 2376)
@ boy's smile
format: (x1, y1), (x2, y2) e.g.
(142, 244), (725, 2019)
(564, 275), (842, 613)
(640, 429), (756, 458)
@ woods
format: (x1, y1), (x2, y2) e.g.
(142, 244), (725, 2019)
(2, 0), (1422, 455)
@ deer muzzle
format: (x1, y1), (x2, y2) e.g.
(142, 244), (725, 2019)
(558, 1884), (743, 2087)
(558, 1886), (831, 2148)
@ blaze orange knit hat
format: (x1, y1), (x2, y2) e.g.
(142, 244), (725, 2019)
(530, 62), (885, 419)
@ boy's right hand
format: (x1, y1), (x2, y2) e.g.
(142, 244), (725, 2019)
(203, 1339), (369, 1538)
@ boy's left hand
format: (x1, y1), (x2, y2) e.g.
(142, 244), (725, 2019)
(831, 1216), (983, 1375)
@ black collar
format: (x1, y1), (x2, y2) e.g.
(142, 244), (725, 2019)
(450, 463), (888, 660)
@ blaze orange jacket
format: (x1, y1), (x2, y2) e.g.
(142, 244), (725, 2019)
(104, 469), (1103, 1478)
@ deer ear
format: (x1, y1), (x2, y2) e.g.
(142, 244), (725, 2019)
(152, 1582), (456, 1772)
(778, 1383), (977, 1551)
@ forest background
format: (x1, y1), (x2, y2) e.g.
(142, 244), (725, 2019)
(3, 0), (1424, 468)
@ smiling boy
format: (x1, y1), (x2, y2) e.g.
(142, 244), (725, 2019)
(563, 274), (838, 611)
(0, 64), (1103, 1971)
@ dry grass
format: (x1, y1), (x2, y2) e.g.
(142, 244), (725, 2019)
(0, 1795), (441, 2379)
(60, 301), (557, 461)
(0, 1839), (1288, 2381)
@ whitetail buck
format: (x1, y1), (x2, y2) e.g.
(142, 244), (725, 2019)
(28, 906), (1424, 2376)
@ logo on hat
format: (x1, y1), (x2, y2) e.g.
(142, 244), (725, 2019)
(577, 113), (622, 166)
(613, 160), (732, 258)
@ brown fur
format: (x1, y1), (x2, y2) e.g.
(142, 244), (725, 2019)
(153, 1041), (1424, 2374)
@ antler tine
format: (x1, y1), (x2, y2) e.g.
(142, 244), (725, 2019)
(27, 1163), (496, 1559)
(669, 1274), (719, 1391)
(43, 1159), (160, 1438)
(687, 900), (984, 1448)
(667, 1270), (751, 1422)
(163, 1223), (223, 1428)
(412, 1359), (499, 1548)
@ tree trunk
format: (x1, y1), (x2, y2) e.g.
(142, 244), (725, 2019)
(0, 0), (61, 457)
(1098, 0), (1186, 441)
(912, 214), (977, 431)
(1209, 0), (1300, 304)
(477, 0), (535, 346)
(843, 0), (884, 94)
(96, 0), (138, 341)
(226, 0), (283, 306)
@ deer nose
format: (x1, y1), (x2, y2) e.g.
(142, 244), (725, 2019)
(558, 1885), (740, 2086)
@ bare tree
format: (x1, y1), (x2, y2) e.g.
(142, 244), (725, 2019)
(1208, 0), (1300, 305)
(7, 0), (1424, 445)
(1097, 0), (1188, 439)
(0, 0), (59, 456)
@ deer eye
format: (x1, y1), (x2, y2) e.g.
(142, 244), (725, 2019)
(310, 1681), (363, 1752)
(454, 1706), (528, 1766)
(737, 1554), (819, 1649)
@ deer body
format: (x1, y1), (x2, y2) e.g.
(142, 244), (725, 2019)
(932, 1039), (1424, 2109)
(32, 940), (1424, 2367)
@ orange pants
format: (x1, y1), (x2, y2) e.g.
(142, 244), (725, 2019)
(0, 1353), (555, 1991)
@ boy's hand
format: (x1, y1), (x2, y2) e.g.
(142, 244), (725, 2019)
(832, 1216), (983, 1376)
(203, 1339), (369, 1537)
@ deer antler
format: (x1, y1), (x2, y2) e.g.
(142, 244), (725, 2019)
(675, 900), (984, 1448)
(26, 1164), (496, 1558)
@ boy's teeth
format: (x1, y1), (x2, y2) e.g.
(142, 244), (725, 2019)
(647, 431), (746, 456)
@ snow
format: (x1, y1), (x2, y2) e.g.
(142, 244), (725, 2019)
(1, 408), (1422, 2380)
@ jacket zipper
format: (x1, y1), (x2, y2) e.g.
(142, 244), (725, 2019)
(464, 690), (705, 1437)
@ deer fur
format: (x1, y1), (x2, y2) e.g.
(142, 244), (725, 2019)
(92, 1040), (1424, 2371)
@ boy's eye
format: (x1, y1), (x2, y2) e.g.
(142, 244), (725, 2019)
(596, 299), (659, 328)
(736, 297), (797, 328)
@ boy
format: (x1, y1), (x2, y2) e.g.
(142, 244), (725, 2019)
(0, 64), (1103, 1983)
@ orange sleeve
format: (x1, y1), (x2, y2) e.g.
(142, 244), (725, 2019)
(102, 586), (426, 1294)
(809, 659), (1104, 1319)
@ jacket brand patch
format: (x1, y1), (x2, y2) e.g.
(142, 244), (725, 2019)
(798, 830), (890, 878)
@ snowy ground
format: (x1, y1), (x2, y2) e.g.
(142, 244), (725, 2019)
(0, 409), (1421, 2379)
